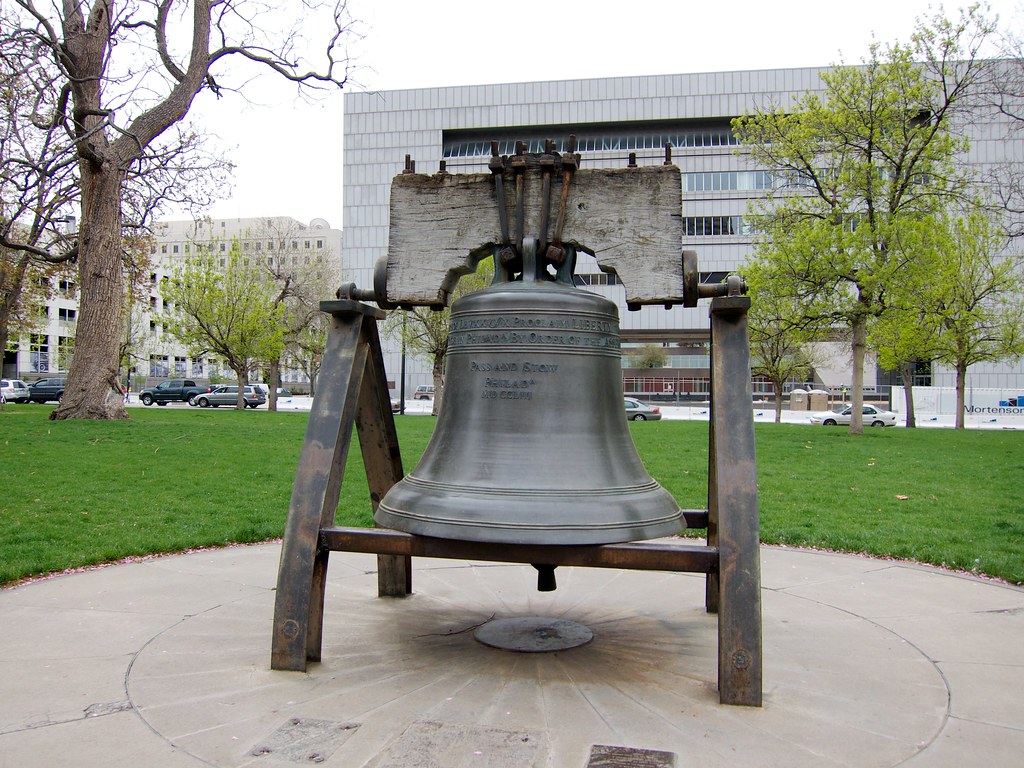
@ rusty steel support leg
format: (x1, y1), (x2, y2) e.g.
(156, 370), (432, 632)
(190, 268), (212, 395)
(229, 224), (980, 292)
(705, 397), (720, 614)
(709, 295), (762, 706)
(354, 318), (410, 597)
(272, 300), (389, 671)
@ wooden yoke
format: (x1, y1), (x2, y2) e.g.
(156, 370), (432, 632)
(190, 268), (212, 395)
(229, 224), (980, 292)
(385, 164), (685, 308)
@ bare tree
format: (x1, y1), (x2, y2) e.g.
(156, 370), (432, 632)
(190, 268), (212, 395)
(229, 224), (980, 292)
(1, 10), (230, 398)
(3, 1), (356, 420)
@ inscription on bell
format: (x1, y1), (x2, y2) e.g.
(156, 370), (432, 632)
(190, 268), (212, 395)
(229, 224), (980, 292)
(470, 361), (560, 373)
(450, 315), (616, 332)
(473, 358), (561, 400)
(449, 312), (620, 351)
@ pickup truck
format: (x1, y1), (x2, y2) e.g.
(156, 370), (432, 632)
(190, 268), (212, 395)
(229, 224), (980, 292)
(139, 379), (208, 406)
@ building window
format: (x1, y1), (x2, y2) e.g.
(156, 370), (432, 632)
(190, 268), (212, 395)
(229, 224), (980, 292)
(172, 244), (179, 254)
(58, 307), (77, 322)
(150, 355), (169, 377)
(192, 358), (205, 376)
(57, 336), (75, 369)
(304, 240), (311, 249)
(30, 334), (49, 372)
(316, 240), (323, 249)
(174, 356), (187, 376)
(161, 244), (168, 254)
(220, 243), (226, 252)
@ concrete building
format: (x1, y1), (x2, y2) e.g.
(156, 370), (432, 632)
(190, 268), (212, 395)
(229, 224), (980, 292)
(3, 216), (341, 390)
(342, 67), (1024, 400)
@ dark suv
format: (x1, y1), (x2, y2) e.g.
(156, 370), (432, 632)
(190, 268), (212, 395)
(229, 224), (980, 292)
(29, 377), (67, 403)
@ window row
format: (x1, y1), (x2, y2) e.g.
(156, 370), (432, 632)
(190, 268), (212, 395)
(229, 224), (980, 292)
(158, 240), (325, 255)
(682, 216), (753, 237)
(444, 129), (738, 158)
(682, 171), (775, 192)
(573, 272), (620, 286)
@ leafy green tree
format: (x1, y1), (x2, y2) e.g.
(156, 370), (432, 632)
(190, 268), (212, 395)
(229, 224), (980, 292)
(161, 252), (285, 409)
(628, 344), (668, 369)
(733, 7), (994, 433)
(921, 211), (1022, 428)
(745, 262), (817, 423)
(289, 314), (329, 396)
(384, 258), (494, 416)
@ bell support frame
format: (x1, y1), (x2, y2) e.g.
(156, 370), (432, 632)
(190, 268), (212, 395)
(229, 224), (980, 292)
(271, 294), (762, 707)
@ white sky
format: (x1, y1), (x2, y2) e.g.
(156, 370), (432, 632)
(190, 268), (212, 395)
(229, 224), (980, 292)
(192, 0), (1024, 224)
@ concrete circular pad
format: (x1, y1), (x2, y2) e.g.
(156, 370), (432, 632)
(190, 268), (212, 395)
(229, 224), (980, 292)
(474, 616), (594, 652)
(2, 544), (1023, 767)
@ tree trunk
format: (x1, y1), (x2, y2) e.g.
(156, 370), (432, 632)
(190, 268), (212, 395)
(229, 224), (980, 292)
(50, 164), (127, 420)
(955, 362), (968, 429)
(235, 368), (247, 410)
(431, 355), (445, 417)
(0, 254), (31, 375)
(267, 358), (281, 411)
(772, 379), (784, 423)
(900, 361), (916, 428)
(849, 314), (867, 435)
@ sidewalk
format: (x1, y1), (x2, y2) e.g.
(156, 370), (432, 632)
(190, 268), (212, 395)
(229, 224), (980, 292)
(2, 543), (1022, 767)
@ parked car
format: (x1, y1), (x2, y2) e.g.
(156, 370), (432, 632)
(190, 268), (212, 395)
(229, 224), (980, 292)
(191, 385), (267, 409)
(252, 384), (292, 397)
(139, 379), (208, 406)
(28, 377), (67, 403)
(413, 385), (435, 400)
(809, 404), (898, 427)
(1, 379), (30, 404)
(624, 397), (663, 421)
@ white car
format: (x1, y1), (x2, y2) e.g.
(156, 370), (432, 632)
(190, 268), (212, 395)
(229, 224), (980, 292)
(809, 404), (898, 427)
(1, 379), (30, 404)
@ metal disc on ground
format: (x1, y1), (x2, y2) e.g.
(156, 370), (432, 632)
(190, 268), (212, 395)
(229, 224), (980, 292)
(474, 616), (593, 652)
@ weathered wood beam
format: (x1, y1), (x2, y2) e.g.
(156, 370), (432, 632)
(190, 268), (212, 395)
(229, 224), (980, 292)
(386, 165), (683, 307)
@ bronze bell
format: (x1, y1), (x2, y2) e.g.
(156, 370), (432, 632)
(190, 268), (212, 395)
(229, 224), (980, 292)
(375, 238), (683, 546)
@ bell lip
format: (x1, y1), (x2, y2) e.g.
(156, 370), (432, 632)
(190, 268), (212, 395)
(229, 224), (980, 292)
(372, 508), (685, 546)
(390, 473), (673, 497)
(375, 477), (685, 546)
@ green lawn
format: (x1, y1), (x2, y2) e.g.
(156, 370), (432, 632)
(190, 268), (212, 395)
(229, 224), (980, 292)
(1, 405), (1021, 586)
